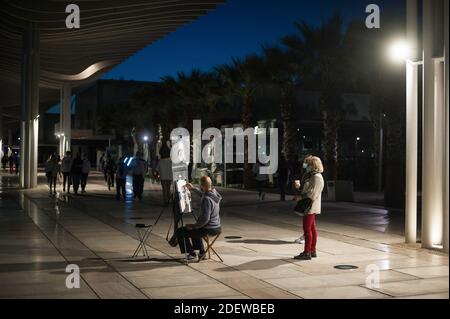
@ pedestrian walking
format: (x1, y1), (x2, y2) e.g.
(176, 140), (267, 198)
(1, 154), (7, 172)
(8, 155), (14, 174)
(132, 151), (147, 200)
(105, 154), (116, 190)
(45, 154), (60, 194)
(70, 153), (83, 195)
(155, 145), (173, 206)
(81, 153), (91, 194)
(277, 155), (289, 201)
(116, 154), (128, 201)
(253, 160), (269, 200)
(61, 151), (73, 193)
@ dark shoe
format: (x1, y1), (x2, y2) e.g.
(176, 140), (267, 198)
(294, 252), (312, 260)
(311, 252), (317, 258)
(186, 253), (197, 261)
(168, 235), (178, 247)
(198, 251), (208, 261)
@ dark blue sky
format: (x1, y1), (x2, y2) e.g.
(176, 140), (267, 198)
(103, 0), (404, 82)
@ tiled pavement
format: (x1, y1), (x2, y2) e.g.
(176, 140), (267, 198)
(0, 173), (448, 299)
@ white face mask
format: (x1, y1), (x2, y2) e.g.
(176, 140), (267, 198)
(303, 163), (308, 169)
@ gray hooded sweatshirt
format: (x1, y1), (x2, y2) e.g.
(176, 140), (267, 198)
(191, 188), (222, 230)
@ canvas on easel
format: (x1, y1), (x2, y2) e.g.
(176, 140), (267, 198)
(175, 179), (192, 214)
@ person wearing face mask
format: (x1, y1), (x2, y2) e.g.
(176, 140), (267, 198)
(293, 155), (313, 244)
(177, 176), (222, 261)
(294, 156), (324, 260)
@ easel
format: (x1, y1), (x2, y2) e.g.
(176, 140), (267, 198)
(171, 179), (198, 264)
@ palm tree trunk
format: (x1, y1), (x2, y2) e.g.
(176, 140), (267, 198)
(242, 95), (254, 188)
(322, 110), (339, 181)
(280, 86), (298, 163)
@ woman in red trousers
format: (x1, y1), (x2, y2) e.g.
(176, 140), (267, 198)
(294, 156), (324, 260)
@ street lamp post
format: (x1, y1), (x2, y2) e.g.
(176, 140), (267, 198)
(387, 2), (418, 245)
(399, 0), (448, 251)
(377, 114), (384, 193)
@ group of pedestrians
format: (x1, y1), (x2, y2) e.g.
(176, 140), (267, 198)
(45, 151), (91, 195)
(1, 153), (20, 175)
(101, 151), (148, 201)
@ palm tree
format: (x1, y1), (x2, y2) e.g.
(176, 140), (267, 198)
(198, 72), (224, 127)
(215, 55), (266, 187)
(282, 12), (352, 181)
(262, 45), (300, 163)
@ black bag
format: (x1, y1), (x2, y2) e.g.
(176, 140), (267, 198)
(294, 197), (313, 216)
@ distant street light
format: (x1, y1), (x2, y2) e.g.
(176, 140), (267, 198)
(355, 137), (360, 155)
(143, 135), (149, 142)
(388, 40), (411, 63)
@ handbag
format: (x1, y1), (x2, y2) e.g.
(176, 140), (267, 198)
(294, 197), (313, 216)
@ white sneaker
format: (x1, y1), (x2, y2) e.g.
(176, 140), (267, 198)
(294, 236), (305, 244)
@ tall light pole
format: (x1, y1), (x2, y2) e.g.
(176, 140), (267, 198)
(387, 7), (417, 244)
(377, 113), (384, 193)
(396, 0), (448, 251)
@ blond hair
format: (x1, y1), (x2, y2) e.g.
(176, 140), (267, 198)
(305, 156), (324, 173)
(303, 154), (313, 163)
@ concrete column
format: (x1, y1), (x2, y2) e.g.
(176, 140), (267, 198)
(405, 0), (419, 244)
(444, 0), (449, 254)
(0, 105), (3, 160)
(422, 0), (445, 248)
(20, 22), (40, 189)
(59, 83), (71, 157)
(405, 61), (418, 244)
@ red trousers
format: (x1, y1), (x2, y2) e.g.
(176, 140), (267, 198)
(303, 214), (317, 253)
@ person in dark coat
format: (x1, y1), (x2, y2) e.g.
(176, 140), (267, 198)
(70, 153), (83, 195)
(278, 154), (289, 201)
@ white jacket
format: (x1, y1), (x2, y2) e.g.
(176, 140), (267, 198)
(301, 173), (324, 215)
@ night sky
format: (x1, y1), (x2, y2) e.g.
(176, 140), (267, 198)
(103, 0), (405, 82)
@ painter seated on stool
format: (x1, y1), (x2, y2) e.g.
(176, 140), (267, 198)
(176, 176), (222, 262)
